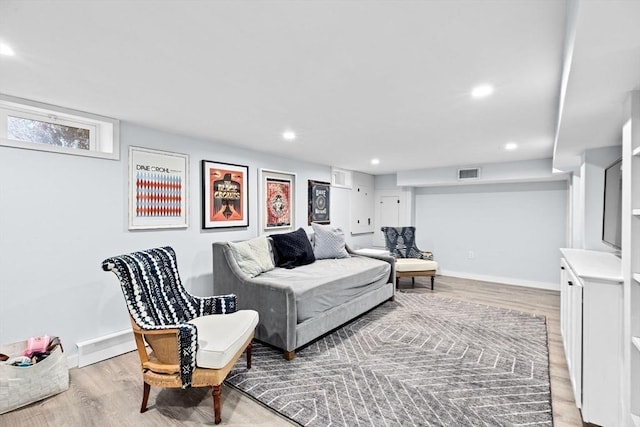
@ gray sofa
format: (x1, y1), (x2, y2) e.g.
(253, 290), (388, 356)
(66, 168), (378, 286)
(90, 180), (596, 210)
(212, 241), (395, 359)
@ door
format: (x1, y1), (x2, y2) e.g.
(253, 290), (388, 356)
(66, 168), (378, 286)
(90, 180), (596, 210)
(374, 195), (401, 247)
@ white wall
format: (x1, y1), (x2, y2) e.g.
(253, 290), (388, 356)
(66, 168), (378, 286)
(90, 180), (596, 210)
(0, 122), (357, 362)
(580, 146), (622, 251)
(567, 146), (621, 251)
(397, 158), (565, 187)
(414, 181), (568, 289)
(374, 174), (399, 190)
(570, 171), (584, 249)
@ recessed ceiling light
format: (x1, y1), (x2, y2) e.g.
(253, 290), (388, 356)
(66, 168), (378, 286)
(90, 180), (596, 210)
(471, 84), (493, 98)
(371, 158), (380, 165)
(505, 142), (518, 150)
(0, 43), (15, 56)
(282, 130), (296, 141)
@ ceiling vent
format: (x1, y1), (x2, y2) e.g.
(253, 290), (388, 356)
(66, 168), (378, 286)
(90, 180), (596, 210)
(458, 168), (480, 180)
(331, 167), (353, 189)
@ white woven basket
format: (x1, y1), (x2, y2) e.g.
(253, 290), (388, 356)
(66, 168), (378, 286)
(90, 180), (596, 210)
(0, 340), (69, 414)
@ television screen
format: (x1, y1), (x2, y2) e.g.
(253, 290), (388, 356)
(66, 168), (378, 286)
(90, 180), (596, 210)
(602, 158), (622, 249)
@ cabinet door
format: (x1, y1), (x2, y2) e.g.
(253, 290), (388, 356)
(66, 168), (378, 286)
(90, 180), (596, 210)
(566, 267), (583, 409)
(581, 280), (623, 426)
(560, 261), (569, 341)
(351, 185), (374, 234)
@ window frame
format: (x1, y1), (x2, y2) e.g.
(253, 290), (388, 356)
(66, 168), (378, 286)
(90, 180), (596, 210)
(0, 94), (120, 160)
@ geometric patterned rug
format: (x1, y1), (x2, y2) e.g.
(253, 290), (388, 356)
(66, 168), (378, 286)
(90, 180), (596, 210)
(226, 292), (552, 426)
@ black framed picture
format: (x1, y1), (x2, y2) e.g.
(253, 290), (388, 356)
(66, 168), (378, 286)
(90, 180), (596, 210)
(308, 180), (330, 225)
(201, 160), (249, 229)
(260, 169), (296, 232)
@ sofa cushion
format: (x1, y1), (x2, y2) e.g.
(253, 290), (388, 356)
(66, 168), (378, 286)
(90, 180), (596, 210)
(311, 223), (350, 260)
(270, 227), (315, 269)
(188, 310), (259, 369)
(254, 255), (391, 322)
(228, 236), (275, 278)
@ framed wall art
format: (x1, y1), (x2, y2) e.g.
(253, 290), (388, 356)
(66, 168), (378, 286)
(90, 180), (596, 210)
(308, 180), (330, 224)
(259, 169), (296, 232)
(201, 160), (249, 229)
(128, 146), (188, 230)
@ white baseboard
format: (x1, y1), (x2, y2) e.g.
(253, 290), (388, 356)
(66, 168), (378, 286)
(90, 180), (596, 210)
(438, 269), (559, 291)
(66, 353), (78, 369)
(75, 329), (135, 368)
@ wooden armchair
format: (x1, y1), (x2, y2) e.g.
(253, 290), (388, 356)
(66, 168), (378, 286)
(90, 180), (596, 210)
(102, 246), (258, 424)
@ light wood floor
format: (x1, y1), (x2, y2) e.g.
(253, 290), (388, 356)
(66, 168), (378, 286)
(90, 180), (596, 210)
(1, 276), (583, 426)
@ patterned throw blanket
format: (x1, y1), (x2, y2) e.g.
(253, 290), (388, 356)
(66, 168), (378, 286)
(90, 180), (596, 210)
(102, 246), (236, 388)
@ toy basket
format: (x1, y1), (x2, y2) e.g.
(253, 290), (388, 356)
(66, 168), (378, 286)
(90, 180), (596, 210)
(0, 340), (69, 414)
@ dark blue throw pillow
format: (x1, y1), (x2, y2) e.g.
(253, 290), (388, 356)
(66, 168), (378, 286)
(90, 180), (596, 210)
(270, 228), (315, 269)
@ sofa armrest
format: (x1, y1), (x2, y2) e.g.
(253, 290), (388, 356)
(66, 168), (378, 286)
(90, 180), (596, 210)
(346, 245), (396, 287)
(212, 242), (297, 352)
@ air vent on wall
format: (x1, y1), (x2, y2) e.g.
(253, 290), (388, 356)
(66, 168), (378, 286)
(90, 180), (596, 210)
(458, 168), (480, 180)
(331, 167), (353, 189)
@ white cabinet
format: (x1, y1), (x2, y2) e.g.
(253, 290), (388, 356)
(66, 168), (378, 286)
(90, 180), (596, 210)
(560, 248), (623, 426)
(350, 172), (374, 235)
(622, 91), (640, 426)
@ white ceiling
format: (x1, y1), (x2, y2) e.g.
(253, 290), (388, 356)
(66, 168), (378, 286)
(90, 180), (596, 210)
(0, 1), (638, 175)
(554, 0), (640, 171)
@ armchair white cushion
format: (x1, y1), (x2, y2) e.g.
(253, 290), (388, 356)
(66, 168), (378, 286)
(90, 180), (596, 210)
(395, 258), (438, 272)
(189, 310), (259, 369)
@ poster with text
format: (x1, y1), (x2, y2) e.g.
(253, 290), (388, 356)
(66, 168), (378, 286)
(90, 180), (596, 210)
(202, 160), (249, 229)
(129, 146), (188, 230)
(308, 180), (330, 224)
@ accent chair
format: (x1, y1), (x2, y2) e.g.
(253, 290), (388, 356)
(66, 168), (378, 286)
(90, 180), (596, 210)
(381, 226), (438, 290)
(101, 246), (258, 424)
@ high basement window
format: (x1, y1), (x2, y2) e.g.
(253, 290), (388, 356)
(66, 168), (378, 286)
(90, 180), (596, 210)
(0, 94), (120, 160)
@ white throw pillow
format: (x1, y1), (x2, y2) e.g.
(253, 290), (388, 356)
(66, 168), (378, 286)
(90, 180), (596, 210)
(311, 223), (350, 260)
(228, 236), (275, 278)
